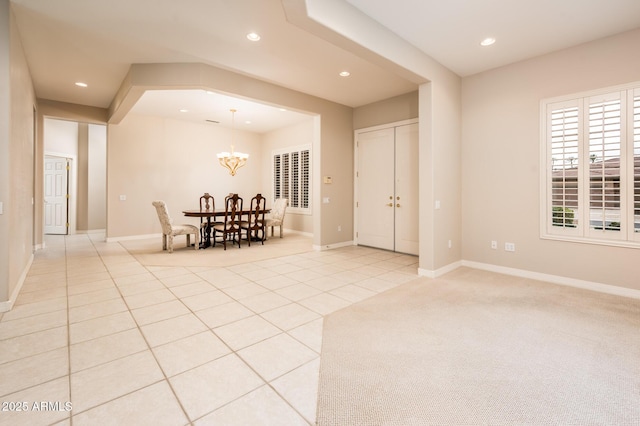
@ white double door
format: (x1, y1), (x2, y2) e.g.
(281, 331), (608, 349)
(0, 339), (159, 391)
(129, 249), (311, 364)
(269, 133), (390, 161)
(356, 122), (419, 255)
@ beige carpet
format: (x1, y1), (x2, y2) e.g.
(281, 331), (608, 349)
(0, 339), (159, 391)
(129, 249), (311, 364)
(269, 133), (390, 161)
(120, 233), (314, 267)
(317, 267), (640, 425)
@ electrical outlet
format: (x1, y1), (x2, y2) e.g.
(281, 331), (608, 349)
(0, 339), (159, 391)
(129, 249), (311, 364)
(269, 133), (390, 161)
(505, 242), (516, 252)
(338, 225), (341, 232)
(491, 240), (497, 249)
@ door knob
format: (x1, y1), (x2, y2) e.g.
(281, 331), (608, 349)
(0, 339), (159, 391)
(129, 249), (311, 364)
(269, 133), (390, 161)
(396, 203), (401, 208)
(386, 203), (393, 207)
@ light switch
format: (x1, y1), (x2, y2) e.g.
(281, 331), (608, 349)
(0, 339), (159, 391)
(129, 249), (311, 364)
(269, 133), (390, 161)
(0, 201), (3, 214)
(323, 176), (332, 184)
(119, 195), (127, 201)
(322, 197), (330, 204)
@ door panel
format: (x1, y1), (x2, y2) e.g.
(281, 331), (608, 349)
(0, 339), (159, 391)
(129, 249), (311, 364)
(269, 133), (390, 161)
(394, 123), (419, 255)
(357, 128), (395, 250)
(44, 156), (68, 235)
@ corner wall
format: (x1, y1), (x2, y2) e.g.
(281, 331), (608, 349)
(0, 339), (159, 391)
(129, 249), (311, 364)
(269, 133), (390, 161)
(461, 28), (640, 290)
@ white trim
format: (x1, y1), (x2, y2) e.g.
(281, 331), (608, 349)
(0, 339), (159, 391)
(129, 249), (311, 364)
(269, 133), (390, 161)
(540, 83), (640, 248)
(353, 118), (419, 250)
(461, 260), (640, 300)
(418, 260), (462, 279)
(105, 233), (161, 243)
(0, 254), (34, 313)
(354, 118), (419, 134)
(76, 229), (106, 235)
(313, 240), (354, 251)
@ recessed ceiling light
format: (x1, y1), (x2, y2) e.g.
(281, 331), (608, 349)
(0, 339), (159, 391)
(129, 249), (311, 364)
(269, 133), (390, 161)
(245, 120), (252, 125)
(75, 82), (88, 87)
(179, 109), (189, 113)
(246, 32), (261, 41)
(339, 71), (350, 77)
(480, 37), (496, 47)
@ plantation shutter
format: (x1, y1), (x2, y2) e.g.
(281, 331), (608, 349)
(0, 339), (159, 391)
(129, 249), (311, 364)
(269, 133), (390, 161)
(291, 152), (300, 208)
(633, 90), (640, 239)
(282, 153), (290, 202)
(587, 93), (624, 238)
(301, 149), (310, 209)
(272, 145), (311, 214)
(548, 100), (581, 234)
(273, 154), (281, 199)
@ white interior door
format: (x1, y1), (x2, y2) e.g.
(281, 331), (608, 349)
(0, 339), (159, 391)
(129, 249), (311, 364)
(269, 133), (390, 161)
(394, 123), (419, 255)
(44, 156), (69, 235)
(357, 128), (395, 251)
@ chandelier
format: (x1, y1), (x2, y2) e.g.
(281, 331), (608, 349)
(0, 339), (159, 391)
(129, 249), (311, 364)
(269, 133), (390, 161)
(216, 109), (248, 176)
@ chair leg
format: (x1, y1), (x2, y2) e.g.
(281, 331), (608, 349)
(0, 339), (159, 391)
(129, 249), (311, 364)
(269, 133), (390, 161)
(193, 232), (198, 250)
(168, 235), (174, 253)
(162, 234), (167, 251)
(279, 225), (283, 238)
(186, 234), (191, 248)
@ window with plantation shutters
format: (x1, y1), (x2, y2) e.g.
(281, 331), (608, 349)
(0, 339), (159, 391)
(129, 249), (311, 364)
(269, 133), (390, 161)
(541, 82), (640, 247)
(272, 145), (311, 214)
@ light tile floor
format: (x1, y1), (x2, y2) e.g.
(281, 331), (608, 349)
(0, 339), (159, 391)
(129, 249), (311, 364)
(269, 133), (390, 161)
(0, 233), (418, 425)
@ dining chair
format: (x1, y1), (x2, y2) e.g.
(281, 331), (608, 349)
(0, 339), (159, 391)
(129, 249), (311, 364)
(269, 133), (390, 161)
(199, 192), (222, 243)
(240, 193), (266, 246)
(212, 193), (243, 250)
(152, 200), (199, 253)
(265, 198), (288, 238)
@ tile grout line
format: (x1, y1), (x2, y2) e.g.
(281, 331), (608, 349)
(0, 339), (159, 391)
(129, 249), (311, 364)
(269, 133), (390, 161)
(143, 252), (322, 424)
(97, 238), (196, 425)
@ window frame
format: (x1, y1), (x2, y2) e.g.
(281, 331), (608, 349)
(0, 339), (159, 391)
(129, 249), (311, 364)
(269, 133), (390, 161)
(272, 144), (311, 215)
(540, 81), (640, 248)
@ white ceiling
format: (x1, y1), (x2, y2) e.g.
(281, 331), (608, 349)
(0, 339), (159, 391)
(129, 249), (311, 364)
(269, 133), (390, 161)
(10, 0), (640, 132)
(346, 0), (640, 77)
(129, 90), (314, 134)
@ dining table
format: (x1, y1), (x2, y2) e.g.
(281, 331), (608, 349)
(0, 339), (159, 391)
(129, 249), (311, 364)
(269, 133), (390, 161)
(183, 208), (270, 248)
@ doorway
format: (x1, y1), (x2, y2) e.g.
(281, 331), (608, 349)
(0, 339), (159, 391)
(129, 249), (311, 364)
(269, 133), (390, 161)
(44, 155), (70, 235)
(355, 120), (419, 255)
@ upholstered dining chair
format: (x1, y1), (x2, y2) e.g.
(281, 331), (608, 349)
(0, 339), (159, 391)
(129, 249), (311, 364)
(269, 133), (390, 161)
(212, 193), (243, 250)
(152, 200), (199, 253)
(240, 193), (266, 246)
(265, 198), (287, 238)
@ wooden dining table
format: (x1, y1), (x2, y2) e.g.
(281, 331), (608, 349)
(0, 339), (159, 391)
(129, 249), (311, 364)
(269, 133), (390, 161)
(183, 208), (270, 248)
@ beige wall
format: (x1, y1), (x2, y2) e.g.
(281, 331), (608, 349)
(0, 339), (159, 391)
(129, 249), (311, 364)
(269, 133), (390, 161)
(461, 28), (640, 290)
(0, 2), (36, 310)
(87, 124), (107, 230)
(262, 118), (316, 234)
(76, 123), (107, 231)
(0, 0), (10, 305)
(107, 113), (265, 238)
(353, 91), (418, 130)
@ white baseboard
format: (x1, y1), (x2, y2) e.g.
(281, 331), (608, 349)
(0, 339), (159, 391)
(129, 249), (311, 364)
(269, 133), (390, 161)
(461, 260), (640, 300)
(0, 254), (34, 313)
(277, 228), (312, 238)
(418, 260), (462, 279)
(105, 233), (161, 243)
(313, 240), (355, 251)
(77, 229), (106, 235)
